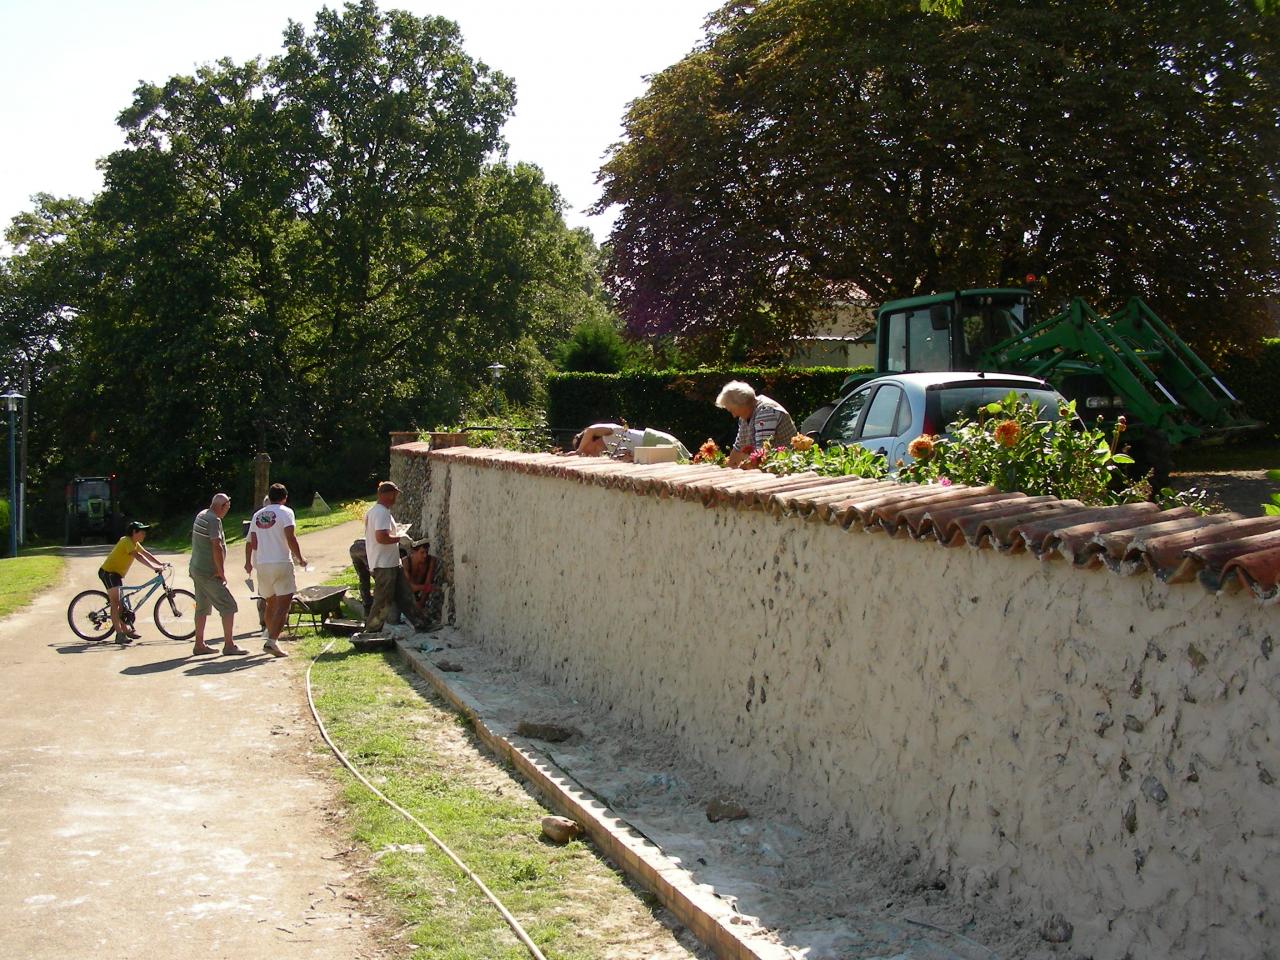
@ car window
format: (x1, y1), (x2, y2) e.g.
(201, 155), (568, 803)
(895, 391), (913, 437)
(934, 385), (1064, 431)
(861, 386), (903, 439)
(822, 388), (870, 444)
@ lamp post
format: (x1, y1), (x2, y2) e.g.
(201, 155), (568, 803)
(2, 391), (23, 558)
(486, 361), (507, 384)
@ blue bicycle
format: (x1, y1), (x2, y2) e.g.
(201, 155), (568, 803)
(66, 564), (197, 642)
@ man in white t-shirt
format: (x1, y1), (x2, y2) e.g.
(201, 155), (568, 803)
(363, 480), (427, 634)
(244, 482), (307, 658)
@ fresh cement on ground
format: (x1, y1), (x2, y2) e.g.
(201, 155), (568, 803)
(395, 624), (1049, 960)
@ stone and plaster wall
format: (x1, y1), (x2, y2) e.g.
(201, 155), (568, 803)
(399, 445), (1280, 959)
(389, 442), (430, 538)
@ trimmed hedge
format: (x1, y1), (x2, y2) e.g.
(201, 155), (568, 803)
(545, 345), (1280, 451)
(546, 366), (871, 449)
(0, 499), (9, 556)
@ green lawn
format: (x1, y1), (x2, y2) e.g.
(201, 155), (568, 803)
(0, 554), (65, 618)
(143, 498), (371, 553)
(296, 631), (688, 959)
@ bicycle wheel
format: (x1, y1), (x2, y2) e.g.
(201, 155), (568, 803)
(154, 588), (197, 641)
(67, 590), (115, 641)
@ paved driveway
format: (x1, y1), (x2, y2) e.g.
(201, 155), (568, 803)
(0, 520), (387, 959)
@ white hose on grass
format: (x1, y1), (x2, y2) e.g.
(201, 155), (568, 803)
(306, 637), (550, 960)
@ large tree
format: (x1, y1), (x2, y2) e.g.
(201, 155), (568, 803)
(597, 0), (1280, 357)
(2, 1), (605, 515)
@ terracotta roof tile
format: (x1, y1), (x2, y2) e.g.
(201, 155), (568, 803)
(1167, 527), (1280, 586)
(1036, 504), (1187, 565)
(1222, 546), (1280, 600)
(417, 447), (1280, 603)
(763, 476), (890, 518)
(1091, 514), (1244, 573)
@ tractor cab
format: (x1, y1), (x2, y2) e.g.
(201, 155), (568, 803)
(65, 475), (122, 545)
(876, 288), (1032, 373)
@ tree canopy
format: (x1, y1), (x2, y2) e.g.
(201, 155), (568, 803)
(597, 0), (1280, 358)
(1, 1), (608, 518)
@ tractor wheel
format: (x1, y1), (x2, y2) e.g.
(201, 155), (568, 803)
(1126, 430), (1174, 494)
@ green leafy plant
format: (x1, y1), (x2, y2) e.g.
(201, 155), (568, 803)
(426, 405), (552, 454)
(1153, 485), (1217, 515)
(1262, 469), (1280, 516)
(898, 393), (1140, 505)
(757, 436), (889, 479)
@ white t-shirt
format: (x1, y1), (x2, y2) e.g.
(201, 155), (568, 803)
(250, 503), (296, 564)
(365, 502), (401, 569)
(601, 426), (645, 457)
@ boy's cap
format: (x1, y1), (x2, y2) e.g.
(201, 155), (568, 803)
(378, 480), (400, 493)
(410, 537), (429, 550)
(127, 521), (151, 531)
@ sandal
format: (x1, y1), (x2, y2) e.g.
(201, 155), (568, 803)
(191, 644), (218, 656)
(221, 646), (250, 656)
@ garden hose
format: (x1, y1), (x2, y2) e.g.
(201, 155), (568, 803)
(305, 638), (550, 960)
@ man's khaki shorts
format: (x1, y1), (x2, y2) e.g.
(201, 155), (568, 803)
(256, 562), (297, 599)
(192, 573), (239, 617)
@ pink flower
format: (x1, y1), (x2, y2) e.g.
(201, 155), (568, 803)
(937, 476), (953, 487)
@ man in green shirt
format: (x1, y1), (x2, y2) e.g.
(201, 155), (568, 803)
(190, 493), (244, 656)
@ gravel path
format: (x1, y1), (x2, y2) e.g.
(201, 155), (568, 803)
(0, 519), (388, 960)
(1170, 470), (1273, 516)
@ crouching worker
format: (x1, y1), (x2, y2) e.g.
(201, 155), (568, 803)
(569, 423), (690, 460)
(402, 538), (436, 623)
(98, 520), (164, 644)
(363, 481), (429, 634)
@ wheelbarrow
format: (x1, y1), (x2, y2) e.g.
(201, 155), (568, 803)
(288, 585), (352, 632)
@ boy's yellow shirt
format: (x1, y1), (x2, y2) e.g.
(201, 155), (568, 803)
(101, 536), (139, 576)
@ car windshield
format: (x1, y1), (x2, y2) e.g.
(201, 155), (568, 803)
(934, 384), (1063, 431)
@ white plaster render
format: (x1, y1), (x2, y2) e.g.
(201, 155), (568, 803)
(416, 453), (1280, 960)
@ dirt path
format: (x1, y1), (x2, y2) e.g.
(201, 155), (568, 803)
(0, 520), (387, 960)
(1170, 469), (1272, 517)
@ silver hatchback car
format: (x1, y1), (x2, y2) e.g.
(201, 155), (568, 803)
(812, 372), (1069, 469)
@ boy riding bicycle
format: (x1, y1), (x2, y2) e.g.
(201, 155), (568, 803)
(98, 520), (165, 644)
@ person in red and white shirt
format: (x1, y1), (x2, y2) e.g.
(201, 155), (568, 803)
(244, 483), (307, 657)
(716, 381), (797, 468)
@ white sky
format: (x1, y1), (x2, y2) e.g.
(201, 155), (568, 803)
(0, 0), (711, 243)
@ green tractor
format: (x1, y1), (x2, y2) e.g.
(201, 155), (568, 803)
(65, 475), (123, 545)
(842, 287), (1259, 486)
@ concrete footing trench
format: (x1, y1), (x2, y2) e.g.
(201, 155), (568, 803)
(391, 443), (1280, 960)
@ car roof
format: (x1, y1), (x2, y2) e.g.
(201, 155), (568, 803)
(856, 371), (1053, 390)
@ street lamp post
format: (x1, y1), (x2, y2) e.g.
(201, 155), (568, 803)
(486, 361), (507, 384)
(1, 391), (24, 558)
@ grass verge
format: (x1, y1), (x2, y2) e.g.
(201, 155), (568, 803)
(294, 630), (694, 960)
(0, 554), (65, 618)
(143, 498), (371, 553)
